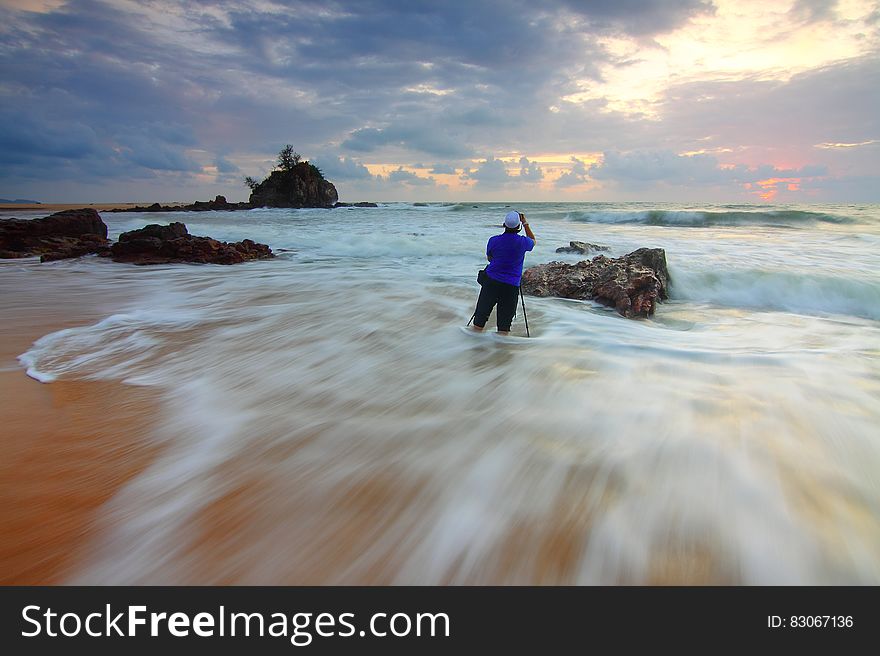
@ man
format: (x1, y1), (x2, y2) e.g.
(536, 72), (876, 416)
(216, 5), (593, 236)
(471, 210), (536, 335)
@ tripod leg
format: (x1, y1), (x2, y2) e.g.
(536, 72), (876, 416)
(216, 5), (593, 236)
(519, 286), (530, 337)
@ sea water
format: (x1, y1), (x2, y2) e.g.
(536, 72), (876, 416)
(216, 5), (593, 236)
(4, 201), (880, 584)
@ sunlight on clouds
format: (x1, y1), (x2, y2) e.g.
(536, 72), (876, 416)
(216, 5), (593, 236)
(404, 85), (454, 96)
(564, 0), (878, 116)
(814, 140), (880, 149)
(680, 148), (734, 156)
(0, 0), (65, 11)
(754, 176), (802, 201)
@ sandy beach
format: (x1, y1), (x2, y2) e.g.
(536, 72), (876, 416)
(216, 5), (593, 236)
(0, 268), (161, 584)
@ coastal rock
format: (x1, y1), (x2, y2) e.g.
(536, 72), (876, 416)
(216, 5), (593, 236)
(521, 247), (670, 318)
(110, 222), (274, 265)
(333, 201), (379, 208)
(0, 208), (109, 262)
(555, 240), (610, 254)
(109, 195), (253, 213)
(249, 163), (338, 208)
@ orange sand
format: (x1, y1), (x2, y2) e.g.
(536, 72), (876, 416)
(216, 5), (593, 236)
(0, 313), (160, 584)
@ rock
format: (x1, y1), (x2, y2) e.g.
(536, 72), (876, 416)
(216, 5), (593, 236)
(249, 162), (338, 208)
(555, 240), (610, 254)
(109, 196), (253, 212)
(333, 201), (378, 208)
(0, 208), (109, 261)
(110, 222), (274, 265)
(118, 222), (189, 242)
(521, 248), (670, 318)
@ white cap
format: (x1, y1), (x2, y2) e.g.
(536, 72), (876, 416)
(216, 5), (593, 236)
(504, 211), (521, 229)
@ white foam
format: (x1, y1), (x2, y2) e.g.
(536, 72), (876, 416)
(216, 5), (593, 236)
(5, 202), (878, 584)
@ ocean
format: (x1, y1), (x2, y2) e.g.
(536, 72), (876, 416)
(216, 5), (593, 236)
(3, 201), (879, 584)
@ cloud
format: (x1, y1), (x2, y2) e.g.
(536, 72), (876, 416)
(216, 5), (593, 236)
(461, 157), (511, 187)
(0, 0), (877, 201)
(555, 156), (589, 187)
(589, 149), (830, 200)
(559, 0), (715, 35)
(590, 150), (729, 184)
(214, 156), (240, 173)
(312, 155), (374, 181)
(343, 125), (473, 159)
(429, 163), (457, 175)
(518, 157), (544, 182)
(788, 0), (838, 23)
(386, 167), (436, 186)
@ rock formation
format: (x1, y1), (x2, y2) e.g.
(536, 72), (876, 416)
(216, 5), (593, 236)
(521, 247), (670, 318)
(110, 222), (274, 265)
(248, 163), (338, 208)
(555, 240), (610, 254)
(0, 208), (109, 262)
(108, 195), (252, 213)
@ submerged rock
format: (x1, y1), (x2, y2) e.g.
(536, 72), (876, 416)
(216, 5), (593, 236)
(110, 222), (274, 265)
(555, 240), (610, 254)
(333, 201), (378, 208)
(0, 208), (109, 262)
(521, 247), (670, 318)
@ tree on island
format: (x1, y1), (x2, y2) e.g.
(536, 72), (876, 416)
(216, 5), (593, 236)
(243, 145), (338, 208)
(276, 145), (302, 171)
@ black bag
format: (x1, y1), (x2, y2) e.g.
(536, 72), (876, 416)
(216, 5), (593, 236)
(477, 267), (489, 285)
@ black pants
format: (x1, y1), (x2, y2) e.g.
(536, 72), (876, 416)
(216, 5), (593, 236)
(474, 275), (519, 331)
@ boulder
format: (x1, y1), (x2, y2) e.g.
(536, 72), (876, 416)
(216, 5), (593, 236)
(555, 240), (610, 254)
(110, 222), (274, 265)
(0, 208), (110, 262)
(521, 247), (670, 318)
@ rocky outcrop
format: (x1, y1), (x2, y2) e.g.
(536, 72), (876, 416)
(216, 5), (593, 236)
(249, 163), (338, 208)
(555, 240), (610, 254)
(0, 208), (109, 262)
(521, 248), (670, 318)
(110, 222), (274, 265)
(334, 201), (378, 208)
(108, 195), (252, 213)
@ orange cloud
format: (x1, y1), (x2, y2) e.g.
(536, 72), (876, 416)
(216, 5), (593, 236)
(751, 176), (802, 202)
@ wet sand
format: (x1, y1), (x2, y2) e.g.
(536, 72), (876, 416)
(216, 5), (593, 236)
(0, 284), (160, 584)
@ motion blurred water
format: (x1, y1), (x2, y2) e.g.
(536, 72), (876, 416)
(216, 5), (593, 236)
(5, 201), (880, 583)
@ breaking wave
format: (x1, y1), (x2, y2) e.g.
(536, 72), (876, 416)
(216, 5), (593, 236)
(566, 209), (856, 228)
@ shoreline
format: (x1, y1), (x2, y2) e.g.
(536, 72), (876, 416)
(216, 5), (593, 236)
(0, 203), (187, 212)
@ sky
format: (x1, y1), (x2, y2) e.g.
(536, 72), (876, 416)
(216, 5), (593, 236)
(0, 0), (878, 203)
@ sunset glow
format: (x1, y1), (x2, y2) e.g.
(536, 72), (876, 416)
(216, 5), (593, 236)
(0, 0), (878, 202)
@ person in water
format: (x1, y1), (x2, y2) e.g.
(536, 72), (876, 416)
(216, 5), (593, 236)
(471, 210), (536, 334)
